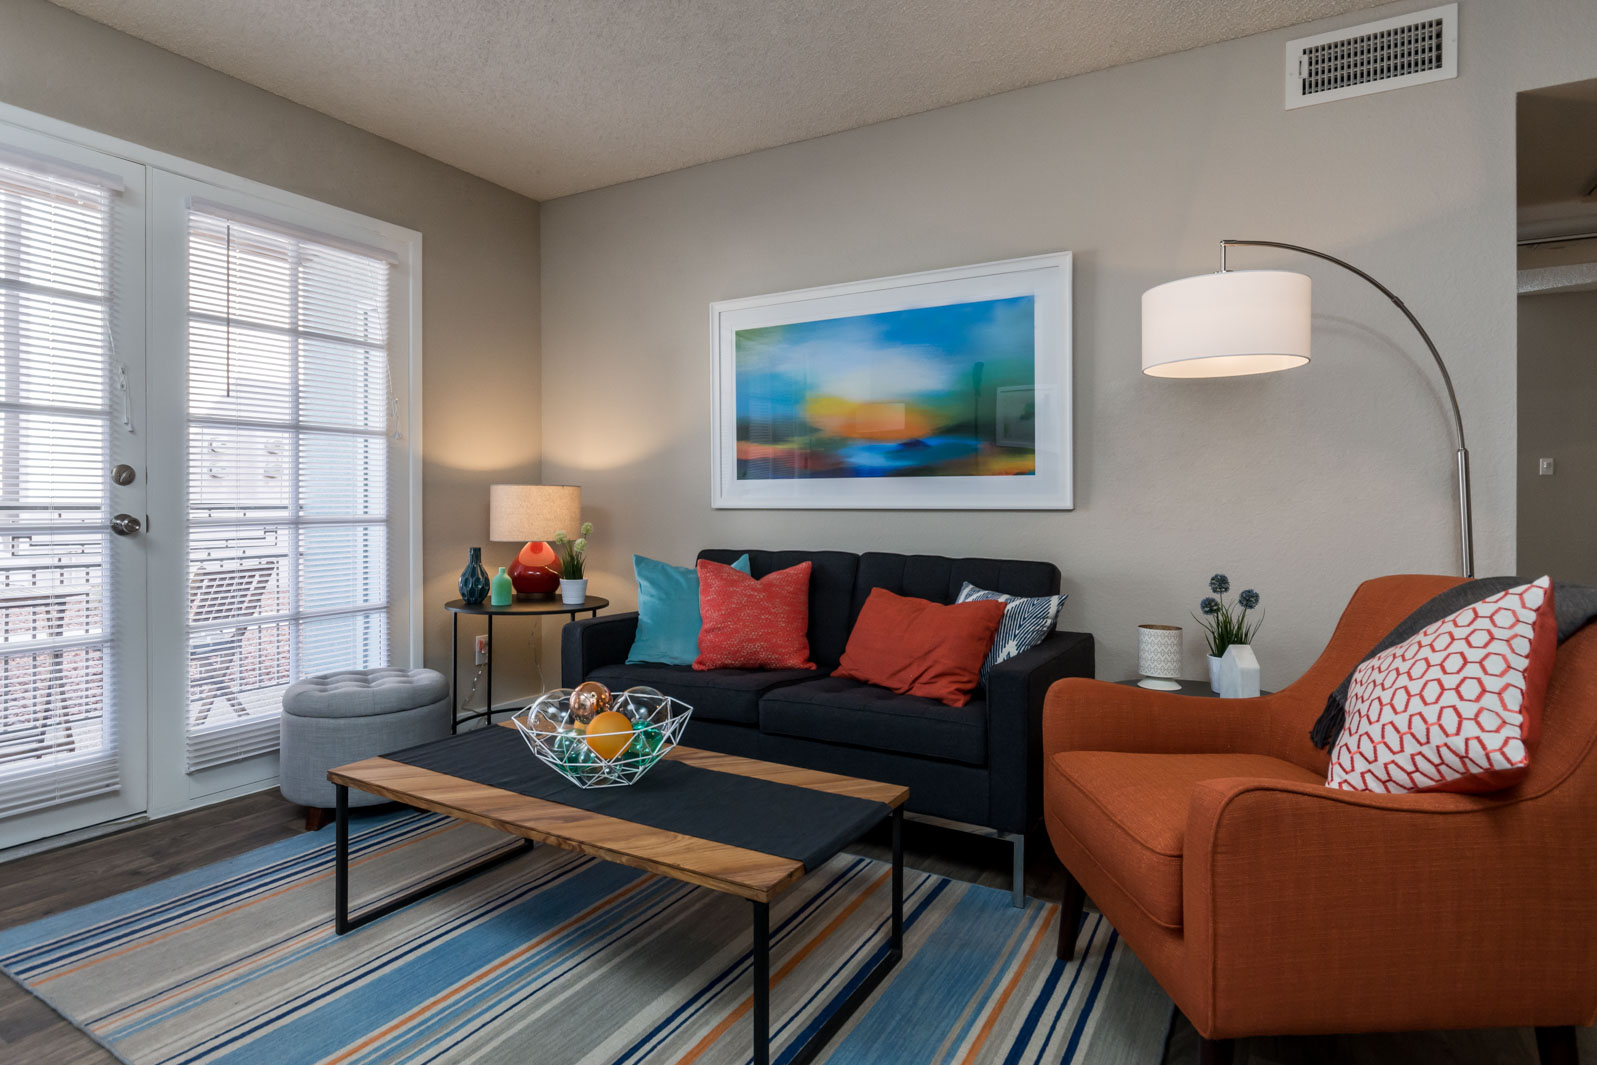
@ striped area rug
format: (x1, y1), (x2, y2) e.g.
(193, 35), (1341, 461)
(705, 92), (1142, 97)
(0, 811), (1173, 1065)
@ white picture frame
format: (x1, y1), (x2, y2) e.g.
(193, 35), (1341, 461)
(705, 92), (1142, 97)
(710, 252), (1073, 510)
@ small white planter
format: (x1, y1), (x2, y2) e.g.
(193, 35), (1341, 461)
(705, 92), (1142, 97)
(559, 577), (589, 606)
(1207, 655), (1223, 692)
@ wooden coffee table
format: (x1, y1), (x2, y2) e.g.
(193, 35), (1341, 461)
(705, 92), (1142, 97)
(327, 739), (908, 1065)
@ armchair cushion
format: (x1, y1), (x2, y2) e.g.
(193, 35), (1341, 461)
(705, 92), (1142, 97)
(1328, 576), (1557, 794)
(1047, 750), (1323, 929)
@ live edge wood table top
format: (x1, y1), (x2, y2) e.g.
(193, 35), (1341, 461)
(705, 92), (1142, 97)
(327, 737), (909, 904)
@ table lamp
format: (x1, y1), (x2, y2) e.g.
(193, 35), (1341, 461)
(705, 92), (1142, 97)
(489, 484), (581, 599)
(1141, 239), (1474, 577)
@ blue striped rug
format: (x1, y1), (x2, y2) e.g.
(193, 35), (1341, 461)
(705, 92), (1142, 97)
(0, 811), (1172, 1064)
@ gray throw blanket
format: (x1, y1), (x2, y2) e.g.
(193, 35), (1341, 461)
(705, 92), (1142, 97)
(1310, 577), (1597, 751)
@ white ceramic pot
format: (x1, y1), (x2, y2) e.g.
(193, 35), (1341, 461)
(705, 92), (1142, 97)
(559, 577), (588, 605)
(1207, 654), (1223, 693)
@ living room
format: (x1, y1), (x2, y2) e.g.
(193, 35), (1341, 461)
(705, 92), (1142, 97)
(1, 0), (1594, 1063)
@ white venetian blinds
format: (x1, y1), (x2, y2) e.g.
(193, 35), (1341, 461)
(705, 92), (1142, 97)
(0, 156), (121, 816)
(184, 206), (393, 772)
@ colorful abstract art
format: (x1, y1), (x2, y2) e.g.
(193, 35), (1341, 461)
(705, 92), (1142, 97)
(712, 254), (1072, 509)
(733, 297), (1036, 481)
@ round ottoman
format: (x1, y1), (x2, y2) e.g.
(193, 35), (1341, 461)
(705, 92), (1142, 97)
(279, 667), (450, 829)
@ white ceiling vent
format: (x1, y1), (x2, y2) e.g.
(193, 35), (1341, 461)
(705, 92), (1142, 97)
(1286, 3), (1457, 109)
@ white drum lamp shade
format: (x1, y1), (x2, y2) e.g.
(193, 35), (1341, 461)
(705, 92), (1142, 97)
(488, 484), (581, 542)
(1141, 270), (1312, 379)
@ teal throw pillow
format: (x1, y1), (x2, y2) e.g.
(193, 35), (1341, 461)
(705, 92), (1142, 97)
(627, 553), (751, 665)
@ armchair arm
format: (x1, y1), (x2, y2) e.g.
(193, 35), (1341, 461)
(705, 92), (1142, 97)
(984, 630), (1094, 833)
(560, 612), (639, 687)
(1181, 778), (1596, 1036)
(1041, 678), (1287, 759)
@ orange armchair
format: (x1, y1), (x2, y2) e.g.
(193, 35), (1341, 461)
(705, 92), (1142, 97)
(1042, 575), (1597, 1065)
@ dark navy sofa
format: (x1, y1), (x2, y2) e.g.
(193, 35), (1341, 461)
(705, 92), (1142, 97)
(561, 549), (1095, 904)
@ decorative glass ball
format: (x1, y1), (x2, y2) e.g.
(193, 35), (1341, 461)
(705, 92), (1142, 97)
(570, 681), (612, 723)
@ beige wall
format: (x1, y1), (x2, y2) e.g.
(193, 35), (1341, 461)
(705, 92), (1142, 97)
(541, 0), (1597, 689)
(1518, 289), (1597, 585)
(0, 0), (543, 693)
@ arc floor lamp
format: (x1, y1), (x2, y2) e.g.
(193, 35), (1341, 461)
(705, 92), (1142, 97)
(1141, 239), (1474, 578)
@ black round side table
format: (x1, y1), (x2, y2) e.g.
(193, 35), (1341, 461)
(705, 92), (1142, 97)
(445, 597), (610, 732)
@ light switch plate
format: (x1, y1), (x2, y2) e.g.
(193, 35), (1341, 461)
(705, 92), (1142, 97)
(1540, 458), (1556, 476)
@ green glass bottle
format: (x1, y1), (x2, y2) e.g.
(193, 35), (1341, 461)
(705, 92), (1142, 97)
(490, 565), (513, 607)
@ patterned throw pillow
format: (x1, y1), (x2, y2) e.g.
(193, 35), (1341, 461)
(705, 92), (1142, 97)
(1327, 576), (1557, 794)
(954, 582), (1067, 683)
(693, 560), (816, 671)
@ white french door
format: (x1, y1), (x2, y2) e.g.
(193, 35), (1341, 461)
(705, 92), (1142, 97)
(0, 129), (147, 850)
(0, 109), (420, 852)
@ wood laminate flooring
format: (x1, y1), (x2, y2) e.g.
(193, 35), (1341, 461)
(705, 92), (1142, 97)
(0, 791), (1588, 1065)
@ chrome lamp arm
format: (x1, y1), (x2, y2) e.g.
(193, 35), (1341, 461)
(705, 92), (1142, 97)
(1220, 239), (1474, 578)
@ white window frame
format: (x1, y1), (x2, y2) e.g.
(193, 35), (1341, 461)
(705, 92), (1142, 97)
(0, 100), (423, 823)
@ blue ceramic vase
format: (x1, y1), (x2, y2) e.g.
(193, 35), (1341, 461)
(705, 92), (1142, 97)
(458, 546), (490, 605)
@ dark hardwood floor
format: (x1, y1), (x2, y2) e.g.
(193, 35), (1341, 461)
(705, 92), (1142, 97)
(0, 794), (1588, 1064)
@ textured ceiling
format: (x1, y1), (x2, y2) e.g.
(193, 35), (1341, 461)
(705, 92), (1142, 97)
(50, 0), (1390, 201)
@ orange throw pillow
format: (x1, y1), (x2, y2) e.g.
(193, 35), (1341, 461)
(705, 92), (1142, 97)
(693, 560), (816, 671)
(834, 588), (1008, 707)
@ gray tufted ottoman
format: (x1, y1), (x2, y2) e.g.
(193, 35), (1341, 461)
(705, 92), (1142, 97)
(279, 667), (451, 829)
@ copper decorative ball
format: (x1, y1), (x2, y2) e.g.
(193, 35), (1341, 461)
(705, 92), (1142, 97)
(569, 680), (612, 724)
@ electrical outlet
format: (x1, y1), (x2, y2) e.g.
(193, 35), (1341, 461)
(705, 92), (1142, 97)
(474, 634), (489, 665)
(1539, 457), (1556, 476)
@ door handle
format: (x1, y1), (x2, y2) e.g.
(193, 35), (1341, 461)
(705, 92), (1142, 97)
(110, 514), (142, 536)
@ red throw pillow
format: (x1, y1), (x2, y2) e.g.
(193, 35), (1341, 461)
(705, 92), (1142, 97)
(693, 560), (816, 671)
(834, 588), (1008, 707)
(1327, 576), (1557, 794)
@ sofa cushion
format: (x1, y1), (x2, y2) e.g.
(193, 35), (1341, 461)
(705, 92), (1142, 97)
(852, 552), (1060, 625)
(833, 589), (1007, 707)
(695, 560), (816, 671)
(758, 676), (988, 765)
(587, 663), (818, 726)
(699, 549), (858, 670)
(627, 552), (749, 666)
(1046, 750), (1323, 928)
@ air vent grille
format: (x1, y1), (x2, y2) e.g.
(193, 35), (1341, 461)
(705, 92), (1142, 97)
(1287, 4), (1457, 110)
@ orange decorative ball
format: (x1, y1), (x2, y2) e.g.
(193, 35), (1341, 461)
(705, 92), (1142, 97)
(584, 711), (634, 760)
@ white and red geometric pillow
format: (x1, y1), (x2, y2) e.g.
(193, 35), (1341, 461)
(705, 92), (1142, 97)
(1327, 577), (1557, 794)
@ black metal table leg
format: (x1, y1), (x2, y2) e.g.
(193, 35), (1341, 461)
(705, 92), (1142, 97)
(331, 786), (534, 935)
(752, 900), (771, 1065)
(335, 784), (350, 933)
(450, 612), (459, 734)
(891, 804), (903, 951)
(755, 804), (905, 1065)
(485, 613), (494, 725)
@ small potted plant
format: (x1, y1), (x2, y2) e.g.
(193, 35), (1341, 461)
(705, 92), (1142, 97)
(552, 522), (594, 606)
(1194, 574), (1262, 692)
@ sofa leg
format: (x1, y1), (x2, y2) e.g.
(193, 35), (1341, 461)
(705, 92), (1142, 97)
(305, 807), (333, 832)
(1057, 869), (1084, 961)
(1007, 832), (1026, 907)
(1198, 1037), (1234, 1065)
(1536, 1026), (1577, 1065)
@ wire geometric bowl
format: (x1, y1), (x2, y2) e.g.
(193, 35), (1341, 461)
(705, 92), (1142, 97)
(511, 685), (691, 788)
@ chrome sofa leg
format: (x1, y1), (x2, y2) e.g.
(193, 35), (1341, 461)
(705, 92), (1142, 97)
(1006, 832), (1025, 907)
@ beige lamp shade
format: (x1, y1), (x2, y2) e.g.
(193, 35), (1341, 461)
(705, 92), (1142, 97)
(1142, 269), (1312, 378)
(488, 484), (581, 542)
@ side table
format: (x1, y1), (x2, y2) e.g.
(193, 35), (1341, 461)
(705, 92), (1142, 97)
(445, 597), (609, 732)
(1116, 678), (1273, 698)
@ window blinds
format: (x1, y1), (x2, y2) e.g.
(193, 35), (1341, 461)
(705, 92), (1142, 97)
(0, 158), (121, 817)
(184, 208), (392, 772)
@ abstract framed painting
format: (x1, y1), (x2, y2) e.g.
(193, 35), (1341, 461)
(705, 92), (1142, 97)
(710, 252), (1072, 510)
